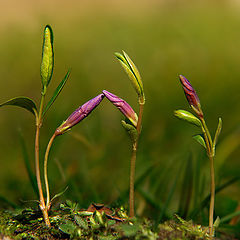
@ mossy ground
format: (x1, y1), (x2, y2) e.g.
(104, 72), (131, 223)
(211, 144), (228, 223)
(0, 201), (238, 240)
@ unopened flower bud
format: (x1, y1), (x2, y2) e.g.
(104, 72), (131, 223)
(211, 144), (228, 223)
(41, 25), (54, 92)
(102, 90), (138, 127)
(55, 94), (104, 135)
(179, 75), (203, 118)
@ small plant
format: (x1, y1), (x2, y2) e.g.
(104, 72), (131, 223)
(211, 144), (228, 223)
(174, 75), (222, 238)
(0, 25), (70, 226)
(114, 51), (145, 217)
(0, 24), (145, 227)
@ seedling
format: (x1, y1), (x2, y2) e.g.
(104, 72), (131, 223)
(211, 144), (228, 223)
(174, 75), (222, 238)
(114, 51), (145, 217)
(0, 26), (105, 226)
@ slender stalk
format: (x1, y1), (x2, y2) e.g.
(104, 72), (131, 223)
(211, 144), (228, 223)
(129, 143), (137, 217)
(44, 133), (57, 209)
(209, 155), (215, 238)
(35, 93), (50, 227)
(129, 102), (144, 217)
(200, 117), (215, 238)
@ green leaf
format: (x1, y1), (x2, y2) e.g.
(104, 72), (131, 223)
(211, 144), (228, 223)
(178, 154), (193, 218)
(41, 25), (54, 90)
(120, 224), (139, 237)
(121, 119), (138, 144)
(115, 51), (145, 104)
(157, 164), (181, 222)
(0, 194), (18, 209)
(50, 186), (68, 203)
(0, 97), (37, 116)
(43, 70), (70, 116)
(74, 215), (88, 230)
(59, 221), (77, 235)
(174, 109), (201, 127)
(190, 176), (240, 219)
(193, 134), (206, 149)
(213, 117), (222, 153)
(18, 131), (38, 198)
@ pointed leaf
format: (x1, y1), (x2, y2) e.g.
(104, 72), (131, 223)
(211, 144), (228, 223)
(190, 176), (240, 219)
(178, 155), (193, 218)
(0, 97), (37, 116)
(121, 119), (138, 144)
(213, 117), (222, 152)
(43, 70), (70, 116)
(18, 131), (38, 198)
(115, 51), (145, 103)
(51, 186), (68, 203)
(193, 134), (206, 149)
(174, 109), (201, 127)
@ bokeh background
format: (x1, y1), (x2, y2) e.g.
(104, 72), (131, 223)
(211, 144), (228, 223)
(0, 0), (240, 226)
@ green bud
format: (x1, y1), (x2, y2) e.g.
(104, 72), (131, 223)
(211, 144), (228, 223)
(115, 51), (145, 104)
(121, 119), (138, 144)
(40, 25), (54, 92)
(174, 109), (201, 127)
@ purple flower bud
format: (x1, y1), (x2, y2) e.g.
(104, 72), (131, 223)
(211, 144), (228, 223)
(102, 90), (138, 127)
(55, 94), (104, 135)
(179, 75), (203, 118)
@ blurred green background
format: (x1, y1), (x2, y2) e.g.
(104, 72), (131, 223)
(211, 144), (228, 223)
(0, 0), (240, 225)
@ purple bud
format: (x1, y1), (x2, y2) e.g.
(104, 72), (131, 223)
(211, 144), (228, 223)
(55, 94), (104, 135)
(179, 75), (203, 117)
(102, 90), (138, 127)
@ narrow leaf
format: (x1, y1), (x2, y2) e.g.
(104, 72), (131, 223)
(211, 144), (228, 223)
(174, 109), (201, 127)
(43, 70), (70, 116)
(0, 195), (18, 208)
(0, 97), (37, 116)
(213, 117), (222, 152)
(190, 177), (240, 219)
(178, 155), (193, 218)
(115, 51), (145, 103)
(18, 131), (38, 198)
(51, 186), (68, 203)
(193, 134), (206, 149)
(158, 165), (181, 222)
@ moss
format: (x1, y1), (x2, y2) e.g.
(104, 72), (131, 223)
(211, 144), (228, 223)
(0, 205), (236, 240)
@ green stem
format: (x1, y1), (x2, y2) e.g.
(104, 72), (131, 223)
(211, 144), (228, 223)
(200, 117), (215, 238)
(129, 102), (144, 217)
(209, 154), (215, 238)
(129, 143), (137, 218)
(35, 93), (50, 227)
(44, 133), (57, 209)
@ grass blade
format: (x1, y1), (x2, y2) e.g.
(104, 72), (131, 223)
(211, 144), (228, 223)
(190, 176), (240, 219)
(18, 131), (38, 198)
(178, 154), (193, 218)
(43, 69), (70, 116)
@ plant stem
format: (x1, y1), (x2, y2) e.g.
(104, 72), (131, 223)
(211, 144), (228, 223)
(44, 133), (57, 209)
(129, 142), (137, 218)
(35, 93), (50, 227)
(200, 117), (215, 238)
(209, 154), (215, 238)
(129, 102), (144, 217)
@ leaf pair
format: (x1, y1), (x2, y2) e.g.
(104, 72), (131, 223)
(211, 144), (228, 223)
(115, 51), (145, 104)
(174, 109), (222, 151)
(0, 70), (70, 118)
